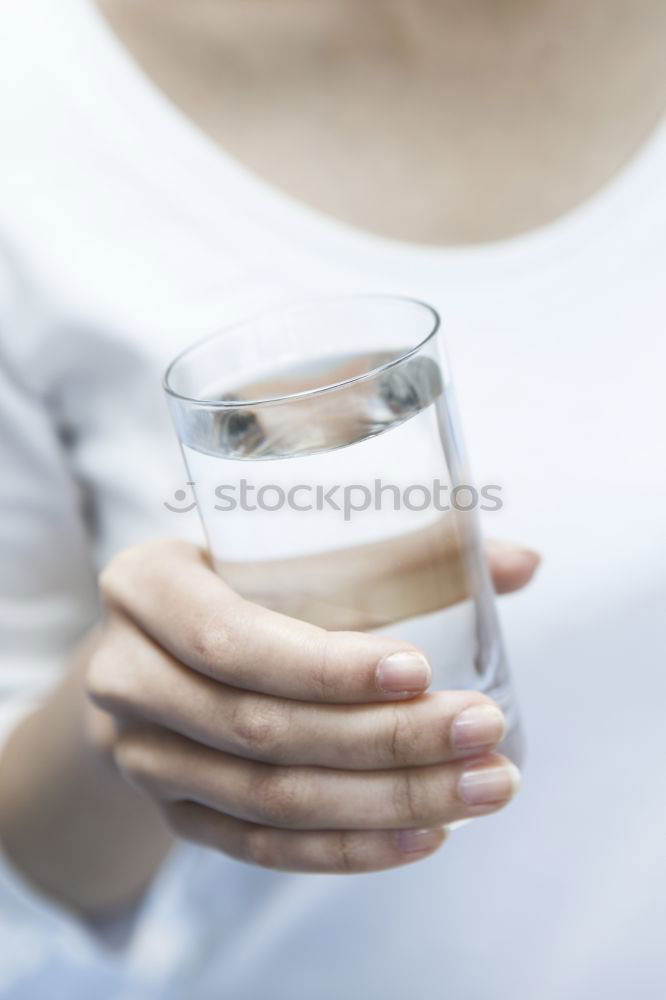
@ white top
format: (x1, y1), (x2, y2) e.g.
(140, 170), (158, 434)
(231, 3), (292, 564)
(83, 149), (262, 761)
(1, 1), (665, 996)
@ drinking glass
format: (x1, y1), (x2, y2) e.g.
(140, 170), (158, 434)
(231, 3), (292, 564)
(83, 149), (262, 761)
(164, 295), (522, 765)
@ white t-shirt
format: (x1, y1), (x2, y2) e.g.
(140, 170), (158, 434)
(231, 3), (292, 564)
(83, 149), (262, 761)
(1, 1), (665, 997)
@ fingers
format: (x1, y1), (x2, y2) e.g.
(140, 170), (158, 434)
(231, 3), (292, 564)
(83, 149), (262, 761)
(486, 538), (541, 594)
(219, 529), (539, 629)
(89, 619), (506, 768)
(162, 801), (448, 874)
(114, 727), (520, 830)
(99, 541), (433, 703)
(99, 536), (539, 703)
(219, 514), (466, 630)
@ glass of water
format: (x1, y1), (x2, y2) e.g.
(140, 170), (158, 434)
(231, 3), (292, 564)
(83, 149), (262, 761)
(164, 295), (522, 765)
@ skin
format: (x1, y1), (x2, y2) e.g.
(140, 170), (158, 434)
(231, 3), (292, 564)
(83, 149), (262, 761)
(97, 0), (666, 243)
(1, 0), (664, 915)
(0, 539), (537, 912)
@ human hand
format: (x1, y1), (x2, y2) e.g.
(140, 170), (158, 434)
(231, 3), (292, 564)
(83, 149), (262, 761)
(87, 538), (537, 874)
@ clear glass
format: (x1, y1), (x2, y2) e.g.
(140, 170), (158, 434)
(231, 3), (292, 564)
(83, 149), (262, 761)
(165, 295), (522, 764)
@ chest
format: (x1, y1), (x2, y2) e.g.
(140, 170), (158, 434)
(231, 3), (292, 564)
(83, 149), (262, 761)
(97, 0), (666, 245)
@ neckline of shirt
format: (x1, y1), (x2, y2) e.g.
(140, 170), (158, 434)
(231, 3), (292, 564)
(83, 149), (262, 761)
(65, 0), (666, 287)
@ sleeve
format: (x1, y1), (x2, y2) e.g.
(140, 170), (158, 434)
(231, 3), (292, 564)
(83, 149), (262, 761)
(0, 240), (206, 991)
(0, 247), (136, 988)
(0, 250), (100, 755)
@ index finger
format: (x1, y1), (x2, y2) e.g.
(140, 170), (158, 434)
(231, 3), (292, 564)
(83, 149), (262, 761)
(220, 520), (539, 630)
(99, 540), (432, 703)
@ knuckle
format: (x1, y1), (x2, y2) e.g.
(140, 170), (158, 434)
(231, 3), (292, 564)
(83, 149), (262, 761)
(242, 826), (278, 869)
(83, 704), (119, 760)
(252, 768), (307, 827)
(162, 801), (211, 846)
(113, 729), (158, 788)
(99, 540), (194, 607)
(384, 705), (421, 767)
(85, 643), (133, 711)
(189, 613), (236, 671)
(230, 699), (290, 759)
(329, 831), (360, 873)
(393, 768), (426, 826)
(85, 646), (110, 703)
(98, 548), (139, 608)
(311, 632), (340, 699)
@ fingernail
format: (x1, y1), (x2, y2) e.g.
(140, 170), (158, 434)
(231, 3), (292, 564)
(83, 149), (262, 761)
(393, 827), (444, 855)
(458, 761), (521, 806)
(376, 651), (432, 695)
(451, 704), (506, 751)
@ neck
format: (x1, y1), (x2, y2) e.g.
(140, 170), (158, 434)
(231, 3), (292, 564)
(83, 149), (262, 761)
(97, 0), (554, 69)
(96, 0), (666, 243)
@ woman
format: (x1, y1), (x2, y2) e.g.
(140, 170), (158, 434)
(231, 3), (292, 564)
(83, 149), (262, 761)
(0, 1), (664, 997)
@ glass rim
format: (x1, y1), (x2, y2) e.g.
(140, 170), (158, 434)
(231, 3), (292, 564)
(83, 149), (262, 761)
(163, 293), (441, 409)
